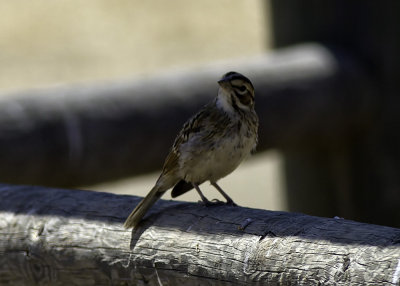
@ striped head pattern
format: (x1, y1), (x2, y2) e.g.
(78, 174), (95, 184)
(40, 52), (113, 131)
(217, 71), (255, 113)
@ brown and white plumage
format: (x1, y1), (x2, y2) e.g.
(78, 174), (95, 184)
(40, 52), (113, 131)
(124, 71), (259, 229)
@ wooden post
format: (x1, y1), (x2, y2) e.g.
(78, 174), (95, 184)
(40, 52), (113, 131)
(1, 184), (399, 285)
(270, 0), (400, 227)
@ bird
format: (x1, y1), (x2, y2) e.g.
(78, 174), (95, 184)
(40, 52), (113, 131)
(124, 71), (259, 229)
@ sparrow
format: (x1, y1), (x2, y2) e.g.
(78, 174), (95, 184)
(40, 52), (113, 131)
(124, 71), (258, 229)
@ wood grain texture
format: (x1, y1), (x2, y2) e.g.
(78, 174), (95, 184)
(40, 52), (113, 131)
(1, 183), (400, 285)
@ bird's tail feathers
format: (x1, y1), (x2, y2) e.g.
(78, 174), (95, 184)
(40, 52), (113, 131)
(123, 185), (164, 229)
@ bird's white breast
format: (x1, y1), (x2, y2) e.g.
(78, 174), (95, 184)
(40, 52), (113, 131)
(178, 120), (256, 184)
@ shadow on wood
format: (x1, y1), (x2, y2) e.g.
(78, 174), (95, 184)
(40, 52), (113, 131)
(1, 184), (399, 285)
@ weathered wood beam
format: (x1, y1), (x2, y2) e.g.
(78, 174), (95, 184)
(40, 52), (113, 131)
(0, 43), (374, 187)
(0, 184), (399, 285)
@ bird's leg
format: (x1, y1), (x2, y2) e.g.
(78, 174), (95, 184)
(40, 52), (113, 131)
(192, 183), (211, 205)
(192, 183), (223, 206)
(211, 182), (238, 206)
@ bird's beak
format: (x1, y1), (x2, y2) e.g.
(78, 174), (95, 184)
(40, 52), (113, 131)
(218, 79), (230, 88)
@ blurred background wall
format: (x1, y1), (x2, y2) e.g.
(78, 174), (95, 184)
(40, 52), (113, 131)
(0, 1), (269, 91)
(0, 1), (286, 211)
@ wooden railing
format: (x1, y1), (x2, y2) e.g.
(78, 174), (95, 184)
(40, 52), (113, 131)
(1, 184), (399, 285)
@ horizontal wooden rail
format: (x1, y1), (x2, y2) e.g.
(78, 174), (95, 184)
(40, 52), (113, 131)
(0, 184), (399, 285)
(0, 43), (374, 187)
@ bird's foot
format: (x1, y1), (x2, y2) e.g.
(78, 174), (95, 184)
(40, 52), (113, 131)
(198, 198), (225, 206)
(225, 200), (238, 207)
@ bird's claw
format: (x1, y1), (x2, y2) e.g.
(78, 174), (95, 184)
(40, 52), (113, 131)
(198, 199), (224, 206)
(198, 199), (238, 207)
(226, 200), (238, 207)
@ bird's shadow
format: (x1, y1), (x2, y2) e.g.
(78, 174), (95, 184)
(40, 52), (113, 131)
(127, 197), (400, 250)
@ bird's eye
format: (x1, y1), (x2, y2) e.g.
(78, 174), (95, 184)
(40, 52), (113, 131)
(236, 85), (247, 93)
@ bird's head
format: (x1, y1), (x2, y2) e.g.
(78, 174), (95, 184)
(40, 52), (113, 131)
(217, 71), (255, 113)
